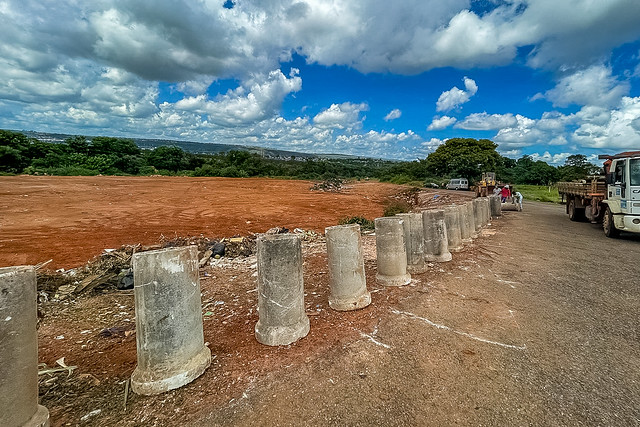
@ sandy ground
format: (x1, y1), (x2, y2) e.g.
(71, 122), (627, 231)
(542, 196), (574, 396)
(3, 177), (638, 426)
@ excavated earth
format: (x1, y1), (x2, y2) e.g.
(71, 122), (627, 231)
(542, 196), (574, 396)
(1, 176), (638, 426)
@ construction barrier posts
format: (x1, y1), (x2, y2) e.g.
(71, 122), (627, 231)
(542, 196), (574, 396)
(396, 213), (428, 274)
(457, 204), (473, 244)
(466, 202), (479, 238)
(255, 234), (310, 346)
(374, 217), (411, 286)
(131, 246), (211, 395)
(481, 197), (492, 226)
(325, 224), (371, 311)
(0, 266), (50, 427)
(490, 194), (502, 218)
(472, 198), (483, 232)
(422, 209), (452, 262)
(443, 206), (463, 252)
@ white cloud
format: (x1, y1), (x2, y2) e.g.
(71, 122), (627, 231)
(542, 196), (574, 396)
(384, 108), (402, 121)
(428, 116), (457, 130)
(572, 96), (640, 148)
(545, 65), (629, 108)
(436, 77), (477, 112)
(529, 152), (572, 165)
(313, 102), (368, 130)
(455, 112), (517, 130)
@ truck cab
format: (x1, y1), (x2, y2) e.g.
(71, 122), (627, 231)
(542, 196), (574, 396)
(602, 155), (640, 236)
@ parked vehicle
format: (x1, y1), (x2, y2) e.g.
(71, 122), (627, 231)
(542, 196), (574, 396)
(557, 151), (640, 237)
(445, 178), (468, 190)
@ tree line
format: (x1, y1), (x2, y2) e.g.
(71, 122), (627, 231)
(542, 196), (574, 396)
(0, 130), (600, 185)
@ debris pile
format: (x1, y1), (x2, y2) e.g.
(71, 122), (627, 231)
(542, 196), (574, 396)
(310, 178), (343, 192)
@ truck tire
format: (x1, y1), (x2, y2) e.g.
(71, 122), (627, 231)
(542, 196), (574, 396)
(568, 199), (585, 222)
(603, 207), (620, 238)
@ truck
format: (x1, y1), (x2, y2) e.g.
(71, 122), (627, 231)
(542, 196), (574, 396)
(557, 151), (640, 237)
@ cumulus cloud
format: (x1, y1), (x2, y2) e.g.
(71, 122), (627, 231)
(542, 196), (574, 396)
(313, 102), (368, 130)
(544, 65), (629, 108)
(436, 77), (477, 112)
(572, 96), (640, 148)
(428, 116), (457, 130)
(384, 109), (402, 121)
(529, 152), (572, 165)
(455, 112), (517, 130)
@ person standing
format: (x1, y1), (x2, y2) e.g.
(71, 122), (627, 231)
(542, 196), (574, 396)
(501, 185), (511, 203)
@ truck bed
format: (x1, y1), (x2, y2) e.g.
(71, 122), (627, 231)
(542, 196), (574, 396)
(557, 179), (606, 198)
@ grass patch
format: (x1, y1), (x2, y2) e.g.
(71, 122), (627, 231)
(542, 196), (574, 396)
(515, 184), (560, 203)
(338, 216), (375, 231)
(383, 200), (411, 217)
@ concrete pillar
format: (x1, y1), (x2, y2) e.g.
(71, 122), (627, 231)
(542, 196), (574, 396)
(472, 198), (483, 231)
(375, 217), (411, 286)
(255, 234), (310, 346)
(0, 266), (50, 427)
(483, 197), (492, 226)
(457, 204), (473, 243)
(131, 246), (211, 395)
(443, 206), (463, 252)
(397, 213), (428, 274)
(325, 224), (371, 311)
(490, 194), (502, 218)
(422, 209), (452, 262)
(466, 202), (479, 238)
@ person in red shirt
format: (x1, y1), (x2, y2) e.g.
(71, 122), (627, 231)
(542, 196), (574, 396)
(501, 185), (511, 202)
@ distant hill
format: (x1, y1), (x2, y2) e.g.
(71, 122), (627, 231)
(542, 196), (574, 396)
(17, 130), (362, 161)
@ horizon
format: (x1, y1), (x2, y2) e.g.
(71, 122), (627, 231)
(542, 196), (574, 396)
(1, 1), (639, 165)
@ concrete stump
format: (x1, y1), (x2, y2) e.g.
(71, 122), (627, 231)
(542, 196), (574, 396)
(466, 202), (479, 238)
(457, 204), (473, 243)
(397, 213), (428, 274)
(422, 209), (452, 262)
(472, 198), (483, 231)
(325, 224), (371, 311)
(0, 266), (50, 427)
(375, 217), (411, 286)
(443, 206), (463, 252)
(490, 195), (502, 218)
(131, 246), (211, 395)
(255, 234), (310, 346)
(482, 197), (492, 226)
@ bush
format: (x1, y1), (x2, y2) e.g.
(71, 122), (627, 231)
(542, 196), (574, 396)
(338, 216), (375, 231)
(383, 200), (410, 217)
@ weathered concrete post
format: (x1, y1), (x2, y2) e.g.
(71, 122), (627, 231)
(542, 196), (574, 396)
(397, 213), (427, 273)
(375, 217), (411, 286)
(457, 204), (473, 243)
(325, 224), (371, 311)
(0, 266), (50, 427)
(472, 198), (483, 231)
(490, 194), (502, 218)
(255, 234), (310, 346)
(466, 202), (479, 238)
(483, 197), (492, 226)
(422, 209), (452, 262)
(443, 206), (463, 252)
(131, 246), (211, 395)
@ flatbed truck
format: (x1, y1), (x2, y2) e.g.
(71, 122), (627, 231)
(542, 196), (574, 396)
(557, 151), (640, 237)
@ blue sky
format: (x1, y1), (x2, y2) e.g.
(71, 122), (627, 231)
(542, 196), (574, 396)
(1, 1), (640, 164)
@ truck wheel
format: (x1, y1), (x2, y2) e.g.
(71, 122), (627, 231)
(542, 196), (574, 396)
(568, 199), (585, 222)
(603, 207), (620, 238)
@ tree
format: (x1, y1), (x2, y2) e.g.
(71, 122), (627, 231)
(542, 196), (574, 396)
(144, 146), (189, 172)
(65, 136), (89, 154)
(425, 138), (501, 181)
(557, 154), (601, 181)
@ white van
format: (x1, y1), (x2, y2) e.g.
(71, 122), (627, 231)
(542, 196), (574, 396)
(446, 178), (468, 190)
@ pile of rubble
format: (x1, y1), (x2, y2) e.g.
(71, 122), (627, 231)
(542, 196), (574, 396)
(310, 178), (344, 192)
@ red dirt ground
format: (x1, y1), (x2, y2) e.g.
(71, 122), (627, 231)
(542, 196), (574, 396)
(1, 176), (404, 269)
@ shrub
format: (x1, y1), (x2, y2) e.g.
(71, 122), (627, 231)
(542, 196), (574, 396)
(338, 216), (375, 231)
(383, 200), (410, 217)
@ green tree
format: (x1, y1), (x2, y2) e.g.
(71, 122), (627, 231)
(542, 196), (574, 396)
(557, 154), (601, 181)
(425, 138), (501, 181)
(65, 136), (89, 154)
(144, 146), (189, 172)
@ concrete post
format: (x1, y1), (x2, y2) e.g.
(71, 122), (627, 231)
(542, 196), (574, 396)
(457, 204), (473, 243)
(375, 217), (411, 286)
(0, 266), (50, 427)
(490, 194), (502, 218)
(443, 206), (463, 252)
(482, 197), (492, 226)
(397, 213), (427, 274)
(422, 209), (452, 262)
(466, 202), (479, 238)
(325, 224), (371, 311)
(255, 234), (310, 346)
(472, 198), (483, 232)
(131, 246), (211, 395)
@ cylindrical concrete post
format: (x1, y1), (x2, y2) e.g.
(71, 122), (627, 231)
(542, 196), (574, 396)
(0, 266), (50, 427)
(375, 217), (411, 286)
(466, 202), (478, 238)
(255, 234), (310, 346)
(131, 246), (211, 395)
(443, 206), (463, 252)
(457, 204), (472, 243)
(422, 209), (452, 262)
(472, 198), (483, 231)
(325, 224), (371, 311)
(397, 213), (427, 274)
(490, 194), (502, 218)
(482, 197), (492, 226)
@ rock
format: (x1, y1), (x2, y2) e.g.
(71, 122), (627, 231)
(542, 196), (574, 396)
(212, 242), (225, 257)
(117, 269), (134, 290)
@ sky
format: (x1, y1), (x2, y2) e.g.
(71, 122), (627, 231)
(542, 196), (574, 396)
(1, 1), (640, 164)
